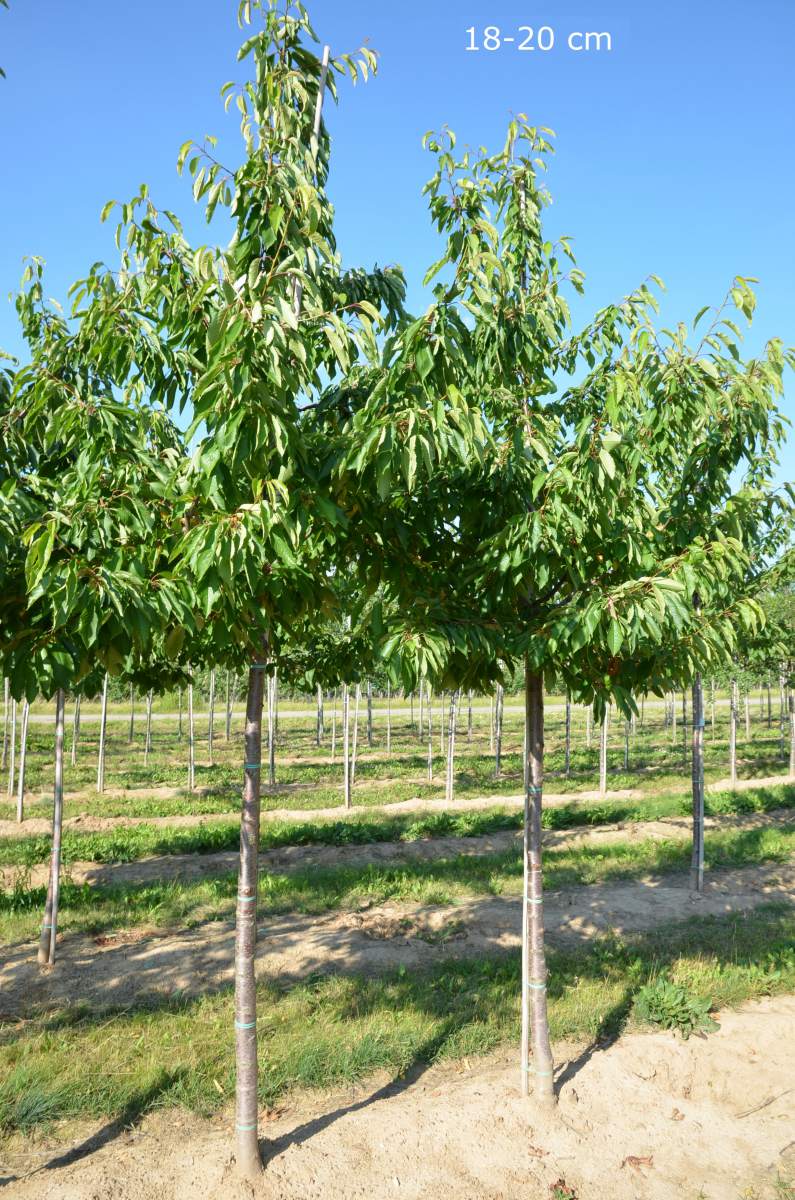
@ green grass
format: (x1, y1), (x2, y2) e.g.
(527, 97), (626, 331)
(1, 904), (792, 1135)
(3, 782), (794, 870)
(2, 820), (792, 945)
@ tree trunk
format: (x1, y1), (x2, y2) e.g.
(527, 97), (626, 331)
(342, 684), (351, 808)
(729, 678), (738, 788)
(564, 693), (571, 778)
(208, 669), (216, 766)
(16, 699), (30, 823)
(234, 659), (267, 1179)
(427, 684), (433, 782)
(187, 682), (195, 790)
(690, 671), (705, 892)
(351, 684), (361, 785)
(38, 689), (65, 966)
(445, 690), (459, 803)
(599, 706), (609, 797)
(96, 674), (108, 793)
(366, 680), (373, 747)
(494, 684), (503, 778)
(144, 689), (154, 767)
(6, 698), (16, 799)
(128, 684), (135, 743)
(386, 682), (392, 755)
(521, 663), (555, 1105)
(1, 677), (8, 770)
(71, 694), (81, 767)
(316, 684), (324, 746)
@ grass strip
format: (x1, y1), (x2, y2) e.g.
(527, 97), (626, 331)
(1, 904), (793, 1135)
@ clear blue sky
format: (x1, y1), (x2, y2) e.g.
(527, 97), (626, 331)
(1, 1), (793, 483)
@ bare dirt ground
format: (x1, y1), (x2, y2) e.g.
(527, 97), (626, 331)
(1, 862), (792, 1018)
(3, 771), (792, 843)
(2, 995), (793, 1200)
(3, 805), (793, 893)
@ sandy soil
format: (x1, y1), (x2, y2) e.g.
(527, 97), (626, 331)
(4, 771), (792, 843)
(3, 806), (793, 893)
(2, 995), (793, 1199)
(1, 862), (792, 1018)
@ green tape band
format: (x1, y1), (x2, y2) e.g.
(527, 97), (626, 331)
(527, 981), (547, 990)
(527, 786), (542, 794)
(238, 894), (256, 903)
(244, 763), (261, 770)
(532, 1069), (554, 1076)
(236, 1123), (258, 1131)
(235, 1020), (256, 1029)
(526, 897), (543, 905)
(250, 663), (269, 670)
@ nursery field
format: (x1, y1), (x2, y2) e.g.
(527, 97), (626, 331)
(1, 689), (794, 1199)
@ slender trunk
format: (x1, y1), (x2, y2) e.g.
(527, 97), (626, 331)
(351, 684), (361, 785)
(96, 674), (108, 794)
(144, 689), (153, 767)
(234, 658), (267, 1179)
(521, 663), (555, 1105)
(386, 682), (392, 756)
(6, 698), (16, 799)
(690, 671), (705, 892)
(1, 677), (8, 770)
(564, 693), (571, 778)
(331, 689), (337, 763)
(729, 678), (738, 788)
(128, 684), (135, 743)
(70, 694), (81, 767)
(445, 690), (458, 803)
(366, 680), (373, 748)
(467, 689), (473, 746)
(427, 683), (433, 782)
(599, 706), (609, 797)
(226, 671), (233, 742)
(38, 689), (65, 966)
(789, 695), (795, 777)
(187, 683), (195, 790)
(266, 673), (276, 787)
(342, 684), (351, 808)
(208, 669), (216, 766)
(16, 699), (30, 822)
(316, 684), (324, 746)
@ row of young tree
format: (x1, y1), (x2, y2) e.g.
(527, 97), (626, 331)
(1, 0), (793, 1177)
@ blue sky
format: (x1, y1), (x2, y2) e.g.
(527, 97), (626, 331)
(2, 0), (793, 482)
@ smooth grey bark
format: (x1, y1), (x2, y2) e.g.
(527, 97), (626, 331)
(351, 684), (361, 785)
(208, 669), (216, 766)
(6, 697), (16, 799)
(342, 683), (351, 808)
(234, 659), (267, 1178)
(187, 683), (195, 791)
(144, 689), (154, 767)
(96, 674), (108, 794)
(521, 664), (555, 1105)
(564, 693), (571, 778)
(128, 684), (135, 743)
(445, 690), (459, 803)
(366, 680), (373, 747)
(16, 699), (30, 823)
(690, 671), (705, 892)
(70, 693), (81, 767)
(38, 689), (65, 966)
(729, 678), (738, 787)
(1, 677), (8, 770)
(598, 705), (609, 797)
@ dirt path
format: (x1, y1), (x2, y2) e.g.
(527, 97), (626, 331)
(3, 771), (791, 843)
(3, 807), (793, 893)
(2, 995), (794, 1199)
(1, 862), (791, 1018)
